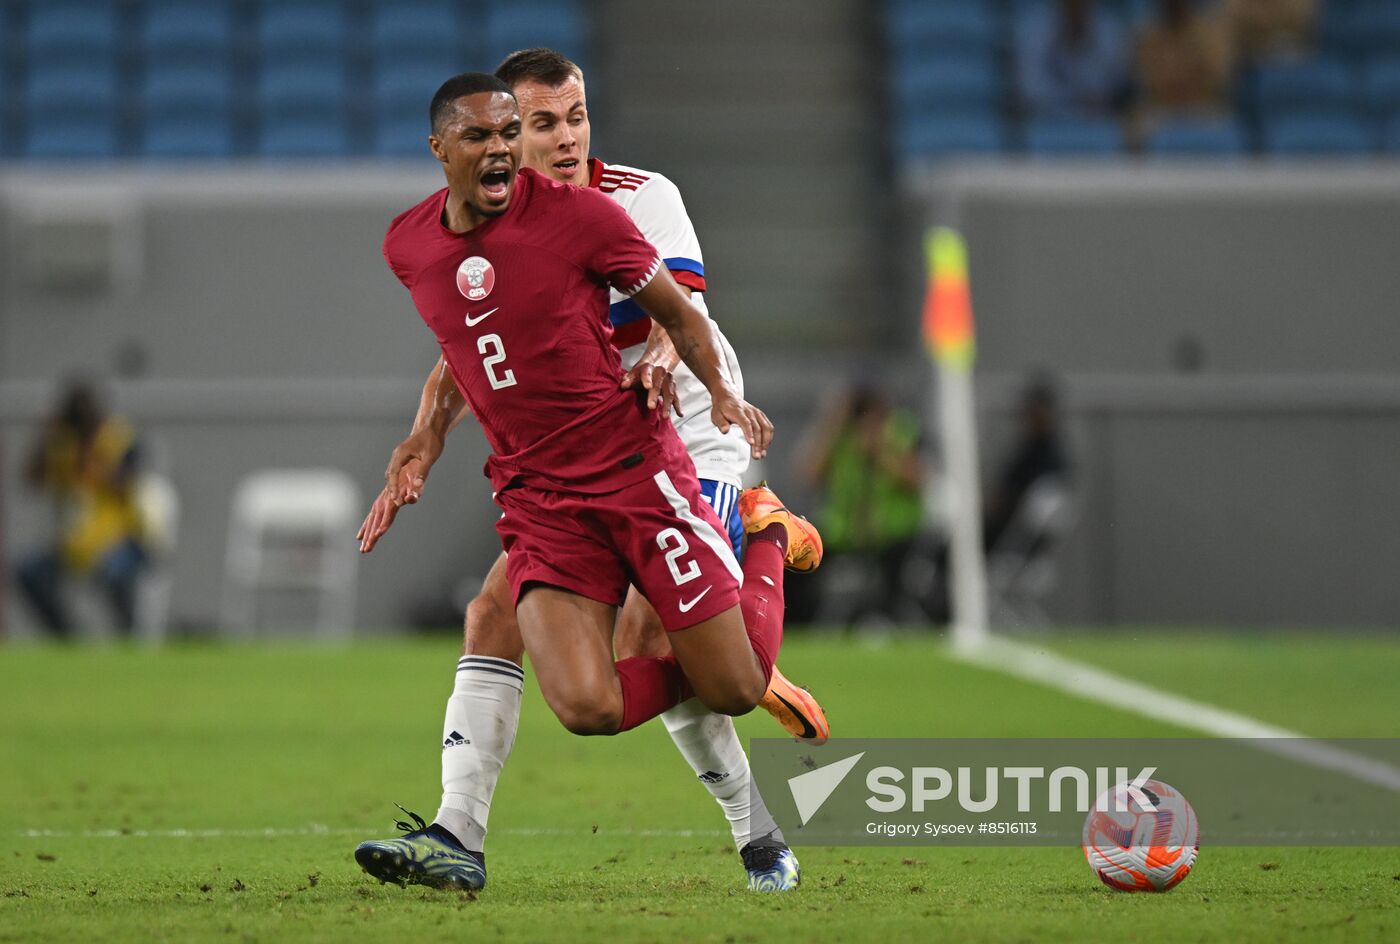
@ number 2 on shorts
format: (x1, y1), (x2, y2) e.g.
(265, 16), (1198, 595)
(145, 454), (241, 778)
(656, 527), (700, 585)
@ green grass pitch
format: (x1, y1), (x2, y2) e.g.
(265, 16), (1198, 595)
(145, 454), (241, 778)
(2, 632), (1396, 942)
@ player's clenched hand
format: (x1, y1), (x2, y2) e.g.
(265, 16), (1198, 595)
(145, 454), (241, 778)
(711, 389), (773, 459)
(620, 363), (682, 416)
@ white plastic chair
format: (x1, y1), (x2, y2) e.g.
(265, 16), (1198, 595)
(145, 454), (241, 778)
(222, 468), (361, 639)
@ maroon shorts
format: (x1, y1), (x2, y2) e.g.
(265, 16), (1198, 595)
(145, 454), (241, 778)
(495, 465), (743, 631)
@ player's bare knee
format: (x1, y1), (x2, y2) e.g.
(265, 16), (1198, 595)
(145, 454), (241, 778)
(551, 698), (622, 736)
(697, 678), (764, 717)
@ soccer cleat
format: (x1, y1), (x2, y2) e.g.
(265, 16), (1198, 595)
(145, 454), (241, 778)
(737, 482), (823, 572)
(741, 834), (800, 892)
(760, 665), (830, 744)
(354, 807), (486, 891)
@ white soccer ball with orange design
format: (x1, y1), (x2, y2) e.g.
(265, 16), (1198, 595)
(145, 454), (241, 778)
(1082, 779), (1199, 892)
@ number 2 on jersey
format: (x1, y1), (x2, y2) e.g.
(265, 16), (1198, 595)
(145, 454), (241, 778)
(477, 333), (517, 390)
(656, 528), (700, 585)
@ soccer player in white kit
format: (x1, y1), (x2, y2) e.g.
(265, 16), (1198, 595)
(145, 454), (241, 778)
(355, 49), (826, 893)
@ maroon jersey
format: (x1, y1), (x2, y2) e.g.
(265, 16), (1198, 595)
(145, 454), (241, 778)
(384, 168), (686, 494)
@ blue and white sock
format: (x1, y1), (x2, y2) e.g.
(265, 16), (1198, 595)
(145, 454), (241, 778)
(434, 655), (524, 852)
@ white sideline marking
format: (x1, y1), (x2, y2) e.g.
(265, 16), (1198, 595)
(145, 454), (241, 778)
(953, 636), (1400, 793)
(14, 826), (728, 840)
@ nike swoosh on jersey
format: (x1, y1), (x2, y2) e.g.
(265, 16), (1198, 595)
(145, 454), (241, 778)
(677, 586), (712, 613)
(464, 307), (498, 327)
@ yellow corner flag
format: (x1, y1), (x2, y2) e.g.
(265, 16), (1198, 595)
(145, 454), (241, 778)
(922, 227), (975, 370)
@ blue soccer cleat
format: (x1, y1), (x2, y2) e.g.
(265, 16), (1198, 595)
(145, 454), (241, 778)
(354, 806), (486, 891)
(741, 834), (800, 892)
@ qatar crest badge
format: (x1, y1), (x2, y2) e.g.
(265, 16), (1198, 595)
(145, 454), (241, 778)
(456, 255), (495, 301)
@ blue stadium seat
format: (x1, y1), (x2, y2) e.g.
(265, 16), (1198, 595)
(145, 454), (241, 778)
(483, 0), (588, 71)
(898, 114), (1007, 159)
(373, 58), (463, 112)
(1023, 116), (1123, 155)
(1362, 57), (1400, 117)
(369, 1), (465, 60)
(258, 1), (349, 58)
(1256, 59), (1359, 118)
(1263, 114), (1376, 155)
(257, 61), (348, 114)
(26, 1), (119, 57)
(886, 1), (1000, 56)
(25, 64), (119, 112)
(143, 64), (235, 114)
(1146, 118), (1248, 156)
(142, 114), (235, 158)
(143, 1), (235, 61)
(373, 116), (433, 158)
(893, 53), (1001, 116)
(1384, 113), (1400, 152)
(26, 119), (119, 159)
(257, 116), (350, 157)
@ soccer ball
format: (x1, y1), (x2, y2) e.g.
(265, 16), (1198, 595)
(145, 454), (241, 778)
(1082, 779), (1199, 892)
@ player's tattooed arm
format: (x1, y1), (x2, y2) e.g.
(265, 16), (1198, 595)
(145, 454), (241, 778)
(633, 269), (773, 458)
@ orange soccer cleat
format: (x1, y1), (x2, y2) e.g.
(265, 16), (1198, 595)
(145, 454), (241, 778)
(760, 665), (830, 744)
(737, 482), (823, 573)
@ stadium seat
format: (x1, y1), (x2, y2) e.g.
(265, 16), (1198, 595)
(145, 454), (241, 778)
(1256, 59), (1359, 118)
(26, 118), (119, 159)
(893, 53), (1002, 116)
(898, 114), (1007, 159)
(257, 1), (349, 58)
(142, 113), (236, 159)
(885, 0), (1000, 56)
(1362, 56), (1400, 117)
(1146, 118), (1248, 157)
(257, 60), (348, 114)
(143, 0), (235, 61)
(26, 1), (119, 58)
(1263, 114), (1376, 155)
(25, 64), (120, 112)
(483, 0), (589, 71)
(257, 115), (351, 157)
(143, 64), (235, 114)
(373, 116), (432, 158)
(1024, 116), (1123, 156)
(369, 0), (465, 60)
(372, 58), (463, 112)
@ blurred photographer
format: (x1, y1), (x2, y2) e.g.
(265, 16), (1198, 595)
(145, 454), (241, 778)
(14, 382), (146, 638)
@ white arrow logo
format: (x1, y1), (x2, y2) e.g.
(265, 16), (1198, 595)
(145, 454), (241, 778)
(787, 752), (865, 826)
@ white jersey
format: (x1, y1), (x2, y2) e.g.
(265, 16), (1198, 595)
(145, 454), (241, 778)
(591, 159), (749, 488)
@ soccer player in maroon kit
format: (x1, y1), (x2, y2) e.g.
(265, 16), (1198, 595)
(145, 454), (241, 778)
(354, 73), (805, 890)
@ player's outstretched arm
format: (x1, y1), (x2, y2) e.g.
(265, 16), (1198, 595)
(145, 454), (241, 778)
(633, 269), (772, 458)
(357, 357), (470, 553)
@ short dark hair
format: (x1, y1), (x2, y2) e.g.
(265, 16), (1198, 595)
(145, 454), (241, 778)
(430, 72), (514, 132)
(494, 47), (584, 90)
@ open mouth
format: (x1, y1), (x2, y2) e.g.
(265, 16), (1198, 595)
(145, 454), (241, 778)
(481, 167), (511, 197)
(554, 158), (579, 177)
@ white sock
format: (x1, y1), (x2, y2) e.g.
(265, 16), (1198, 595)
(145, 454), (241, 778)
(661, 698), (783, 850)
(434, 655), (524, 852)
